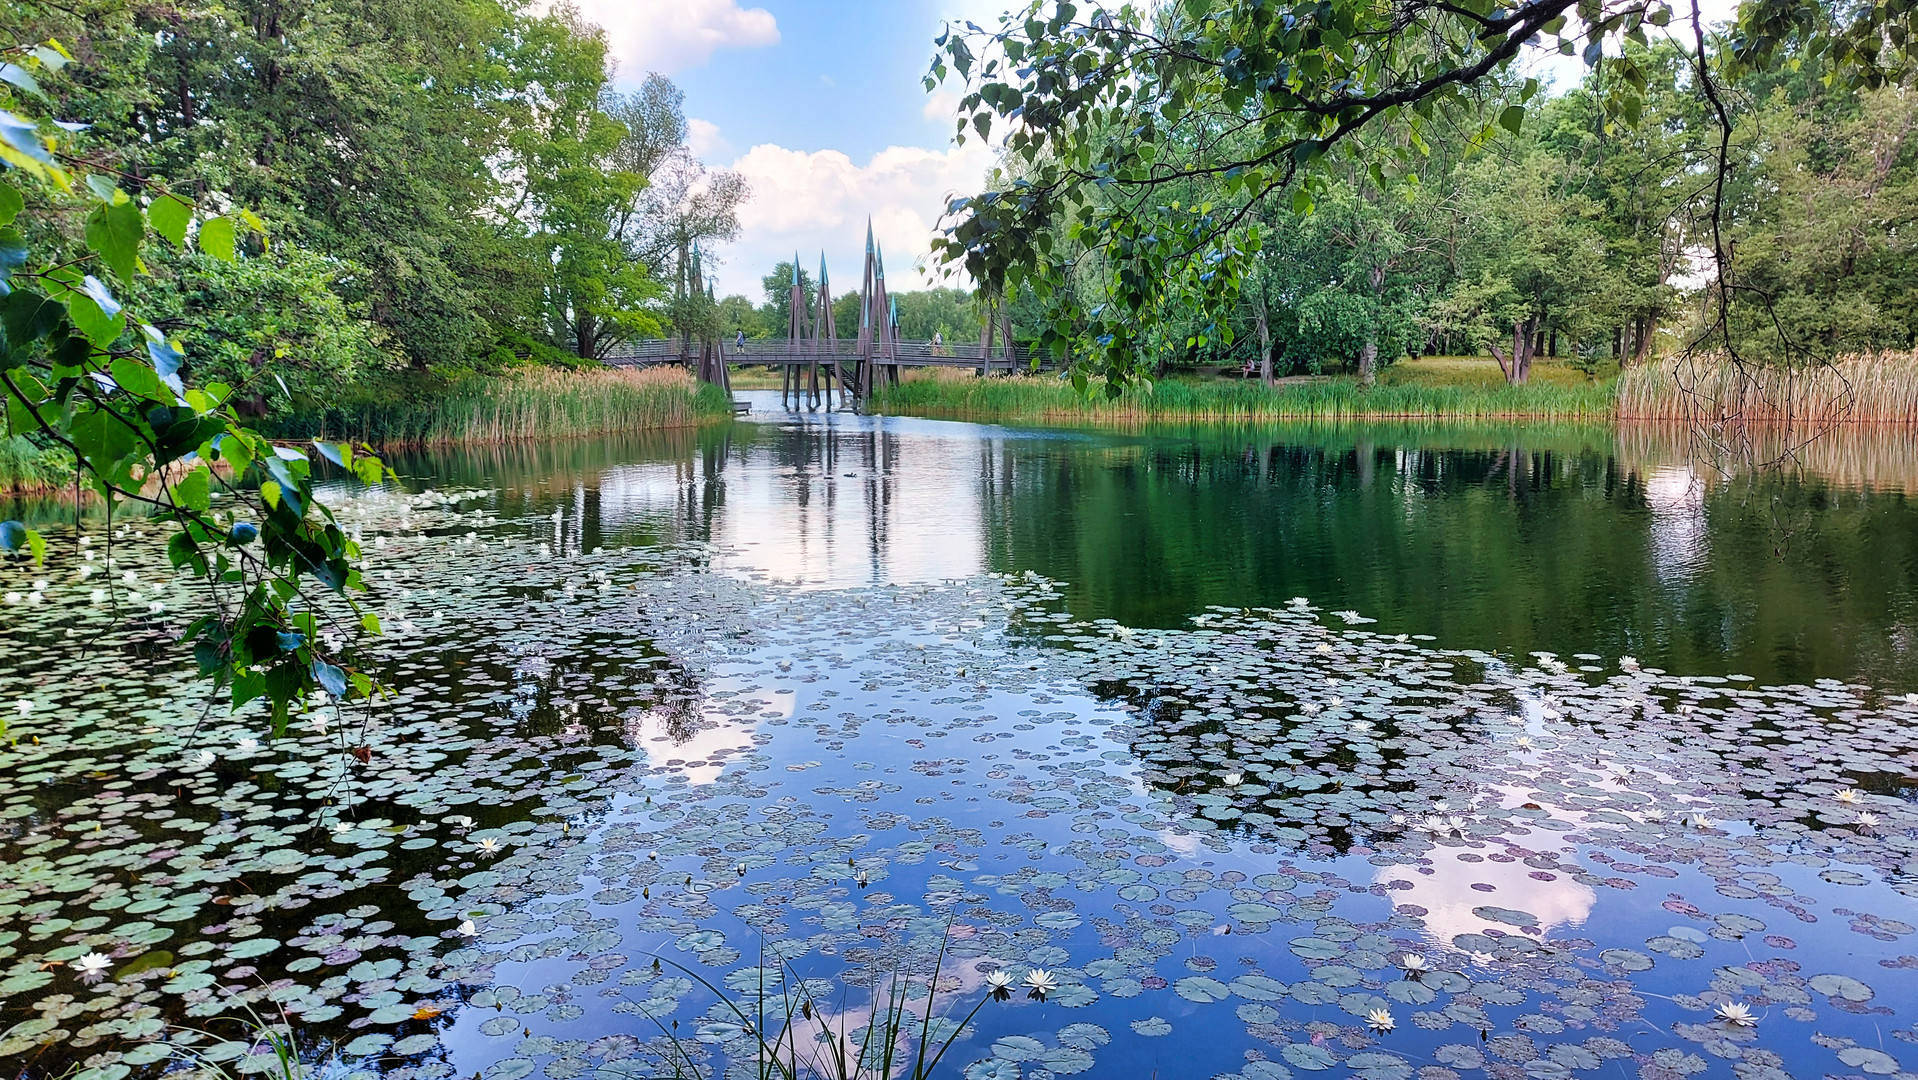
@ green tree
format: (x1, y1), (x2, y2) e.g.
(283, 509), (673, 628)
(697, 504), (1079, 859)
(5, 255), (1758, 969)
(929, 0), (1918, 387)
(0, 39), (389, 730)
(762, 262), (818, 338)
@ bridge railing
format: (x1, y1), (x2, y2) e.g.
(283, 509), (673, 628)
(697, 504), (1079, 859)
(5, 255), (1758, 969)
(600, 339), (1044, 368)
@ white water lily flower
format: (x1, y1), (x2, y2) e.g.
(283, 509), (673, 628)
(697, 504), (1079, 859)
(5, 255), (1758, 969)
(457, 920), (478, 937)
(1222, 772), (1244, 787)
(90, 589), (107, 604)
(1714, 1002), (1756, 1027)
(309, 717), (329, 736)
(1365, 1008), (1395, 1033)
(1399, 954), (1429, 977)
(1620, 656), (1639, 670)
(1024, 969), (1057, 998)
(14, 700), (30, 717)
(1687, 812), (1714, 829)
(332, 821), (351, 834)
(194, 750), (214, 765)
(476, 837), (502, 855)
(237, 738), (259, 750)
(1515, 735), (1534, 748)
(1835, 788), (1861, 803)
(1856, 811), (1882, 828)
(985, 970), (1013, 991)
(449, 815), (475, 829)
(1288, 597), (1309, 608)
(121, 570), (138, 586)
(72, 952), (113, 977)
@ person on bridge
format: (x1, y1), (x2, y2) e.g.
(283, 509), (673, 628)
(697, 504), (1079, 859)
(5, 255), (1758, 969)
(932, 330), (945, 356)
(735, 330), (746, 351)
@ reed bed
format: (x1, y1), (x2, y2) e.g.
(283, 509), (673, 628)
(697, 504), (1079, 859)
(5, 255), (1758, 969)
(0, 436), (75, 496)
(1617, 351), (1918, 425)
(276, 367), (733, 448)
(875, 373), (1618, 423)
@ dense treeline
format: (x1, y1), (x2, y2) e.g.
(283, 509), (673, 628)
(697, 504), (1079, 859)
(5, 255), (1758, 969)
(4, 0), (742, 413)
(986, 42), (1918, 383)
(932, 1), (1918, 390)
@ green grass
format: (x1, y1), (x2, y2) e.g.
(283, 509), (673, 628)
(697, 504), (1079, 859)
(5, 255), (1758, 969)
(875, 360), (1619, 424)
(0, 436), (75, 496)
(273, 367), (735, 448)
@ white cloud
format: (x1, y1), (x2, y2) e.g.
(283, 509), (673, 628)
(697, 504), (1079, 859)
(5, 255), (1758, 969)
(686, 118), (728, 160)
(568, 0), (779, 77)
(922, 89), (962, 124)
(710, 141), (996, 298)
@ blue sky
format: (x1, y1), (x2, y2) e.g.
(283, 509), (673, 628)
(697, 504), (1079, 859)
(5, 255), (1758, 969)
(573, 0), (1009, 298)
(571, 0), (1739, 299)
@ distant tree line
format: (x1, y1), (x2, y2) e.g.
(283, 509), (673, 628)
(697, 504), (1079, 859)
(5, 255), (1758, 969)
(717, 263), (987, 347)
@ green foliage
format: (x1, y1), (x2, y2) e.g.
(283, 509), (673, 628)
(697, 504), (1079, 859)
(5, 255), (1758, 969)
(126, 247), (397, 415)
(13, 0), (726, 370)
(928, 0), (1918, 389)
(876, 370), (1616, 423)
(0, 39), (391, 734)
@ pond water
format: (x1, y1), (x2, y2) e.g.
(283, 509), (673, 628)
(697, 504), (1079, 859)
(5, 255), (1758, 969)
(2, 394), (1916, 1080)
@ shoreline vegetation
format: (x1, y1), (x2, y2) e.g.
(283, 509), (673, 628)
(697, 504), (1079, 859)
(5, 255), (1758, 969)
(9, 354), (1918, 498)
(1, 368), (732, 498)
(271, 367), (734, 450)
(872, 352), (1918, 427)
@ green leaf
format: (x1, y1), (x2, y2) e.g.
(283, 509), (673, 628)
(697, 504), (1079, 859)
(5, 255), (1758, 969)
(260, 479), (281, 509)
(1498, 105), (1525, 135)
(0, 64), (43, 99)
(108, 356), (163, 400)
(0, 521), (45, 563)
(0, 183), (21, 227)
(174, 465), (211, 513)
(360, 612), (382, 635)
(85, 199), (144, 282)
(200, 216), (237, 262)
(147, 194), (192, 248)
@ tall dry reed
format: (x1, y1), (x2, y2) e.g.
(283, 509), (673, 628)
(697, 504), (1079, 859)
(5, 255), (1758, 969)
(277, 367), (733, 448)
(1617, 352), (1918, 425)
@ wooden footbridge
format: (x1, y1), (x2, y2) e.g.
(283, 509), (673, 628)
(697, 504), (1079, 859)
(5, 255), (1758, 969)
(602, 224), (1036, 410)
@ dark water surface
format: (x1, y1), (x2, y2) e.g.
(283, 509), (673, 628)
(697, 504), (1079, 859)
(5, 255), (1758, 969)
(393, 395), (1918, 691)
(3, 397), (1916, 1080)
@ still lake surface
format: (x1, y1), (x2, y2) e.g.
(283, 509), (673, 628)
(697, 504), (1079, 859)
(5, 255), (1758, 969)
(2, 393), (1916, 1080)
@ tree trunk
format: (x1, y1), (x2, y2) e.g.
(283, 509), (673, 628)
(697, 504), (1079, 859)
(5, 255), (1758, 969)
(1255, 306), (1274, 388)
(1549, 330), (1558, 358)
(1630, 313), (1654, 367)
(1613, 325), (1624, 361)
(1360, 263), (1385, 387)
(1490, 317), (1539, 385)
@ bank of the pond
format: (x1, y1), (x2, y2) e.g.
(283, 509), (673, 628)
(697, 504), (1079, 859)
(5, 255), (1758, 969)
(874, 368), (1619, 423)
(274, 366), (734, 448)
(0, 436), (74, 496)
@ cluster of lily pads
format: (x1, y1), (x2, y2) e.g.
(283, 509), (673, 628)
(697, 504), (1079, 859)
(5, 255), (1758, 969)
(0, 480), (1913, 1080)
